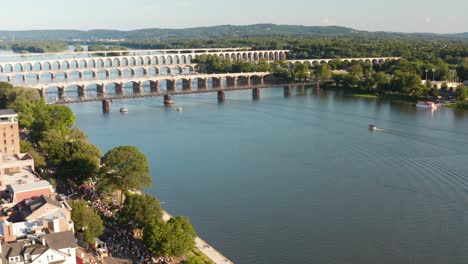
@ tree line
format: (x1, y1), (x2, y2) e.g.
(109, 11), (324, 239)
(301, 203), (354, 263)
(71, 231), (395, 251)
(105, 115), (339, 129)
(0, 82), (200, 261)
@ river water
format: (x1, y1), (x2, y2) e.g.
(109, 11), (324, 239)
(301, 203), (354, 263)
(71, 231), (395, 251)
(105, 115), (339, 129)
(70, 88), (468, 264)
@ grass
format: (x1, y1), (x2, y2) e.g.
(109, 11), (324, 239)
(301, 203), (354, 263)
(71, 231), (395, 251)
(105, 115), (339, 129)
(442, 102), (468, 110)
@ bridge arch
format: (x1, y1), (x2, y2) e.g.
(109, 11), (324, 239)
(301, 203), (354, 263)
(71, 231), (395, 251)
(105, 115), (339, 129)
(61, 60), (70, 70)
(95, 59), (104, 68)
(2, 64), (13, 72)
(159, 66), (172, 74)
(152, 56), (159, 65)
(166, 56), (173, 65)
(144, 56), (151, 65)
(23, 63), (33, 72)
(69, 60), (79, 69)
(180, 55), (187, 64)
(14, 63), (24, 72)
(136, 57), (144, 66)
(113, 58), (120, 67)
(187, 55), (193, 63)
(119, 57), (127, 67)
(159, 56), (166, 65)
(173, 55), (180, 64)
(104, 58), (112, 67)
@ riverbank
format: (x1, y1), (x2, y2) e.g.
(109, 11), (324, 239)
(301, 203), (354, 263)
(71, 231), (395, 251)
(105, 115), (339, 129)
(162, 211), (233, 264)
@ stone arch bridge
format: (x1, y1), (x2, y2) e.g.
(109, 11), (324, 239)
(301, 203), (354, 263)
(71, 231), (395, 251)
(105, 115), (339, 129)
(0, 49), (289, 74)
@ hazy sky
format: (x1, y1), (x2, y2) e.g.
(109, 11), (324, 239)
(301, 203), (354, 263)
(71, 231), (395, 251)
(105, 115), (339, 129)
(1, 0), (467, 33)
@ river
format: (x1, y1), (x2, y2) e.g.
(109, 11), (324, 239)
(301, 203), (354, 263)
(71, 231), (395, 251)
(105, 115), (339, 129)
(69, 88), (468, 264)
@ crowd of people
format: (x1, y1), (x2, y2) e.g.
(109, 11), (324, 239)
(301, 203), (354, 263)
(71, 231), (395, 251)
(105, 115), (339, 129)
(77, 184), (172, 264)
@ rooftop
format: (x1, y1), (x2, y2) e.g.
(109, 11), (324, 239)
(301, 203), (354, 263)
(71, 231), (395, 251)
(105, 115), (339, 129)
(0, 109), (17, 117)
(1, 168), (39, 191)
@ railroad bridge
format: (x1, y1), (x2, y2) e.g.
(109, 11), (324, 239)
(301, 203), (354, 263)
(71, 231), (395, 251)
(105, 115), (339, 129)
(0, 49), (289, 73)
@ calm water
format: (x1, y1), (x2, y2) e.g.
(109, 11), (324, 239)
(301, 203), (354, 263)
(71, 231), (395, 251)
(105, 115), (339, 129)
(70, 88), (468, 264)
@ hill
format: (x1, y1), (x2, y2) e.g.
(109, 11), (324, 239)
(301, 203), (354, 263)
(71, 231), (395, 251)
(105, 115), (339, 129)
(0, 24), (466, 41)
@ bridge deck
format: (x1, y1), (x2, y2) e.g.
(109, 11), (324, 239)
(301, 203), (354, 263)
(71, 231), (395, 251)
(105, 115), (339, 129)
(54, 82), (317, 104)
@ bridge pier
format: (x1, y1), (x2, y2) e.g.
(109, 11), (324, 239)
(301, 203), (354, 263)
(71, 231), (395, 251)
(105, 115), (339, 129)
(297, 84), (306, 95)
(97, 84), (106, 97)
(36, 75), (40, 81)
(39, 88), (46, 98)
(58, 86), (66, 100)
(102, 100), (111, 113)
(284, 85), (292, 97)
(92, 72), (97, 78)
(164, 95), (174, 105)
(64, 72), (69, 79)
(133, 82), (143, 95)
(217, 91), (226, 103)
(51, 73), (56, 80)
(77, 85), (86, 98)
(79, 72), (83, 79)
(182, 79), (192, 91)
(252, 88), (260, 100)
(167, 80), (176, 92)
(6, 76), (11, 82)
(22, 75), (26, 81)
(197, 79), (207, 89)
(150, 81), (160, 93)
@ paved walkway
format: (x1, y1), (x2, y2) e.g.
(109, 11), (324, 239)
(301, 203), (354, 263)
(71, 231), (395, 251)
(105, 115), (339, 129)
(162, 211), (233, 264)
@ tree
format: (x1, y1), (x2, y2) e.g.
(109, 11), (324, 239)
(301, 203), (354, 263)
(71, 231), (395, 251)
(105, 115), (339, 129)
(120, 193), (163, 229)
(143, 216), (196, 257)
(349, 64), (363, 77)
(293, 63), (310, 82)
(100, 146), (151, 202)
(316, 64), (332, 80)
(70, 200), (104, 245)
(455, 85), (467, 101)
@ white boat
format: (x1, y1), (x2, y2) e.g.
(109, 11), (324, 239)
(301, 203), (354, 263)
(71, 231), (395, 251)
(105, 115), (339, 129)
(368, 124), (377, 131)
(416, 101), (437, 109)
(175, 107), (183, 112)
(120, 107), (128, 113)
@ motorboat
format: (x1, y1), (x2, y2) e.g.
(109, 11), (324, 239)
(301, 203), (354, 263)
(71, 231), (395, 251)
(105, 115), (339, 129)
(368, 124), (377, 131)
(416, 101), (437, 109)
(175, 107), (183, 112)
(120, 107), (128, 113)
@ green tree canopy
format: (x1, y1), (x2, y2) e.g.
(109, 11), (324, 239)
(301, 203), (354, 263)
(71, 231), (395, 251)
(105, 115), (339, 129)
(100, 146), (151, 201)
(120, 192), (163, 229)
(70, 200), (104, 245)
(143, 216), (196, 257)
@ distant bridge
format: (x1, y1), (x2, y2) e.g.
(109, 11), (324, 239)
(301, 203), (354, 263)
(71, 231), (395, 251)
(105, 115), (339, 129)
(287, 57), (400, 66)
(1, 63), (198, 81)
(0, 49), (289, 73)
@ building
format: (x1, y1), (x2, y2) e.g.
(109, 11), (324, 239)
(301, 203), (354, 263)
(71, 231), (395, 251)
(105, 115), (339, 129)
(0, 195), (74, 243)
(0, 231), (78, 264)
(0, 110), (20, 156)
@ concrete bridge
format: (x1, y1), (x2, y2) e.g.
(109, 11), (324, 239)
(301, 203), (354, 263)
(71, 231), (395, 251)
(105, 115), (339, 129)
(1, 63), (198, 81)
(0, 49), (289, 73)
(287, 57), (400, 66)
(33, 72), (272, 100)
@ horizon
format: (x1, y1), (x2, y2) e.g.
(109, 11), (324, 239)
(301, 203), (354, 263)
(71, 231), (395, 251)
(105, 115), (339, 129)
(1, 0), (467, 34)
(0, 23), (466, 35)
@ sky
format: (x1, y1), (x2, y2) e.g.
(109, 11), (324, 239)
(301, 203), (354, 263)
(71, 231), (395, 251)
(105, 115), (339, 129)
(0, 0), (467, 33)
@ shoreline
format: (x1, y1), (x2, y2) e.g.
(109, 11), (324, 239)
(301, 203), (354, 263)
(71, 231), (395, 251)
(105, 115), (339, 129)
(162, 211), (233, 264)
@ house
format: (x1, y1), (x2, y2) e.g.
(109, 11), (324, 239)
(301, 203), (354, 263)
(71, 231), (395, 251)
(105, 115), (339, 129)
(0, 196), (74, 242)
(0, 231), (78, 264)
